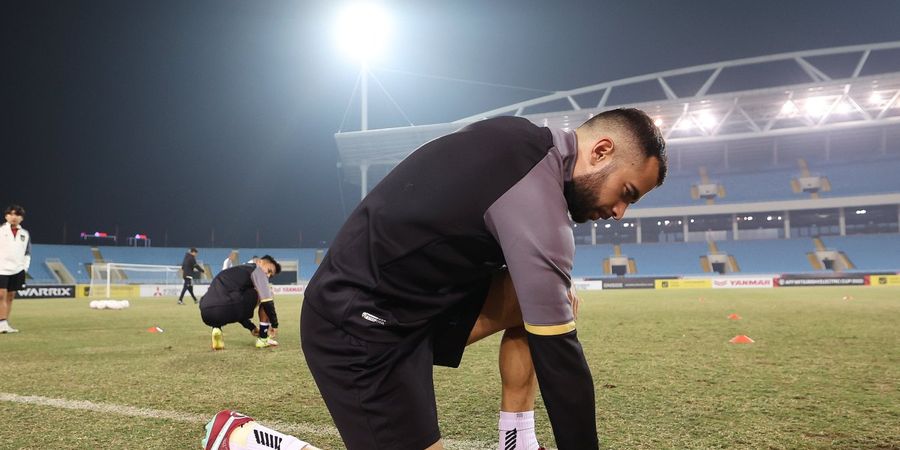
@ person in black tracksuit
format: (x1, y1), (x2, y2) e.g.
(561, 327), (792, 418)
(178, 248), (204, 305)
(300, 108), (667, 450)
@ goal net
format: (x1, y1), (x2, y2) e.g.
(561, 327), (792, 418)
(89, 262), (182, 298)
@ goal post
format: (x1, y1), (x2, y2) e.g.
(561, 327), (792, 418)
(89, 262), (182, 298)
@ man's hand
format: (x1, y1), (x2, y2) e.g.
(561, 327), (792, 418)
(251, 327), (259, 337)
(568, 286), (580, 320)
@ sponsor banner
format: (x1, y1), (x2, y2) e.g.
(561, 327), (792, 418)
(711, 277), (775, 289)
(16, 285), (76, 299)
(272, 284), (306, 295)
(869, 274), (900, 286)
(655, 279), (712, 289)
(76, 284), (142, 298)
(572, 280), (603, 291)
(139, 284), (209, 298)
(597, 277), (663, 290)
(775, 276), (866, 287)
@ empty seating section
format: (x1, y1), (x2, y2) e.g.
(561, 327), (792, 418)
(23, 245), (61, 283)
(571, 244), (615, 277)
(632, 157), (900, 209)
(714, 168), (797, 203)
(716, 239), (814, 274)
(27, 245), (322, 284)
(812, 158), (900, 198)
(618, 242), (709, 276)
(820, 234), (900, 271)
(27, 245), (95, 283)
(633, 174), (694, 207)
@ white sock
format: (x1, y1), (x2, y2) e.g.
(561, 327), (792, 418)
(498, 411), (540, 450)
(228, 420), (309, 450)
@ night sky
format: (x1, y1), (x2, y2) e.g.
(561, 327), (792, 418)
(6, 0), (900, 248)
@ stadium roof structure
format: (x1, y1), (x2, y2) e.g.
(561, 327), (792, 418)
(334, 41), (900, 196)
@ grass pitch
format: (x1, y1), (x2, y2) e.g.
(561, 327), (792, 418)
(0, 287), (897, 449)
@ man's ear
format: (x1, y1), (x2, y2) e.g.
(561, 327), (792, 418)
(591, 137), (615, 165)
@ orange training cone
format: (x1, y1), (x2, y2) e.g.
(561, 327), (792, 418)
(727, 313), (741, 320)
(146, 326), (164, 333)
(729, 335), (754, 344)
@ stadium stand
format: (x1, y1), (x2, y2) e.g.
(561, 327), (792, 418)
(635, 157), (900, 208)
(716, 167), (799, 203)
(813, 157), (900, 198)
(716, 238), (816, 274)
(22, 234), (899, 285)
(618, 242), (710, 276)
(572, 244), (616, 278)
(820, 234), (900, 271)
(27, 244), (94, 284)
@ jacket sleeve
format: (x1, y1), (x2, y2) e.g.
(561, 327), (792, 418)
(527, 331), (598, 449)
(24, 235), (31, 272)
(484, 151), (598, 449)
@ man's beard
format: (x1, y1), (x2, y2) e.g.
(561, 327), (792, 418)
(564, 163), (614, 223)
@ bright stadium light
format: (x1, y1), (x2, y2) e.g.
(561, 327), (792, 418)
(334, 1), (392, 131)
(697, 111), (717, 130)
(869, 92), (884, 105)
(676, 117), (693, 131)
(780, 100), (798, 116)
(805, 96), (829, 117)
(653, 117), (664, 127)
(835, 101), (853, 114)
(335, 2), (391, 63)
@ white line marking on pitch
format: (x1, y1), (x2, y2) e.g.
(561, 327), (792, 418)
(0, 392), (494, 449)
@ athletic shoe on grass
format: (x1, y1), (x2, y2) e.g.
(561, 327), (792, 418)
(211, 327), (224, 350)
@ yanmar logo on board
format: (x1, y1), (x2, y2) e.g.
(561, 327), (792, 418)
(711, 277), (774, 289)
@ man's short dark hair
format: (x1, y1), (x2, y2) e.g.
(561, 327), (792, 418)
(260, 255), (282, 275)
(579, 108), (668, 186)
(4, 205), (25, 216)
(190, 248), (198, 253)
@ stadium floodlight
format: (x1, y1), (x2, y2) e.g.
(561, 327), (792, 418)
(835, 101), (853, 114)
(334, 1), (391, 131)
(335, 2), (391, 63)
(653, 117), (664, 127)
(676, 117), (694, 131)
(869, 92), (884, 105)
(805, 96), (829, 117)
(697, 111), (717, 130)
(780, 100), (799, 116)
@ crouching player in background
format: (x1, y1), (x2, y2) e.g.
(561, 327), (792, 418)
(203, 410), (321, 450)
(199, 255), (282, 350)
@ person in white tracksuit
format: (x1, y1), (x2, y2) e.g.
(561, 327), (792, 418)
(0, 205), (31, 334)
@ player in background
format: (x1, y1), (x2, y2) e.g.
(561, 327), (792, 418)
(0, 205), (30, 334)
(178, 247), (204, 305)
(199, 255), (282, 349)
(222, 250), (238, 272)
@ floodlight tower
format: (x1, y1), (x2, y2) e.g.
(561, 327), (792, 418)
(335, 1), (391, 131)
